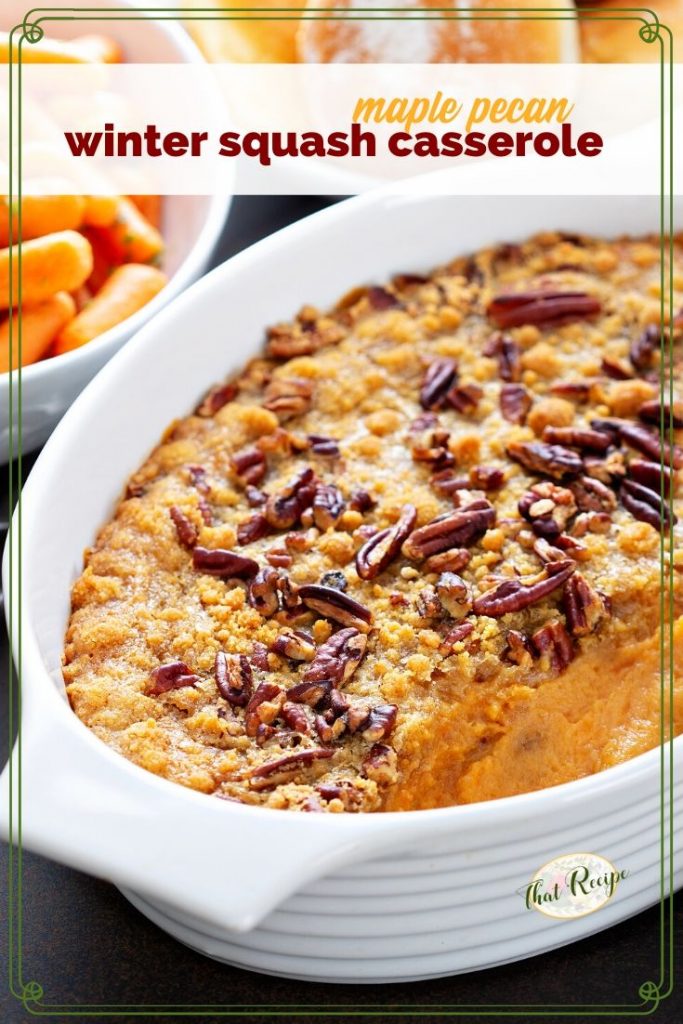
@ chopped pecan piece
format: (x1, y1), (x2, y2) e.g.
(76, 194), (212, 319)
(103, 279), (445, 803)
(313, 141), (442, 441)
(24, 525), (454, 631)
(169, 506), (198, 549)
(147, 661), (198, 696)
(439, 620), (475, 652)
(601, 356), (633, 380)
(362, 744), (398, 785)
(570, 475), (617, 513)
(248, 567), (281, 616)
(280, 702), (311, 734)
(237, 513), (269, 546)
(320, 570), (348, 591)
(424, 547), (471, 574)
(562, 574), (608, 637)
(507, 440), (583, 479)
(301, 628), (367, 689)
(630, 324), (659, 371)
(531, 621), (575, 672)
(215, 652), (253, 707)
(420, 357), (458, 410)
(348, 489), (375, 513)
(367, 285), (400, 310)
(550, 380), (593, 402)
(266, 315), (344, 359)
(470, 465), (505, 491)
(518, 481), (577, 538)
(487, 290), (601, 329)
(628, 458), (672, 497)
(362, 704), (398, 743)
(192, 547), (259, 579)
(446, 382), (483, 414)
(231, 446), (267, 487)
(249, 748), (333, 789)
(263, 377), (314, 420)
(473, 561), (575, 617)
(416, 585), (443, 618)
(196, 381), (237, 417)
(250, 641), (270, 670)
(245, 484), (267, 507)
(639, 398), (683, 429)
(436, 572), (472, 619)
(402, 500), (496, 560)
(308, 434), (341, 457)
(503, 629), (534, 666)
(430, 469), (471, 496)
(188, 463), (210, 495)
(583, 450), (626, 485)
(621, 479), (676, 530)
(265, 467), (316, 529)
(244, 682), (285, 738)
(356, 504), (417, 580)
(484, 333), (521, 381)
(542, 426), (611, 453)
(271, 629), (316, 662)
(533, 537), (568, 564)
(500, 383), (532, 425)
(298, 585), (372, 632)
(312, 483), (345, 530)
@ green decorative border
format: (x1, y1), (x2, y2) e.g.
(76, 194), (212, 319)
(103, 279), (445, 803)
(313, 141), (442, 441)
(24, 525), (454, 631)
(4, 5), (675, 1018)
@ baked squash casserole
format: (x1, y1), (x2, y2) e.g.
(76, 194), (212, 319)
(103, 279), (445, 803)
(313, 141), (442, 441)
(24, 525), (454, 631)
(64, 230), (683, 812)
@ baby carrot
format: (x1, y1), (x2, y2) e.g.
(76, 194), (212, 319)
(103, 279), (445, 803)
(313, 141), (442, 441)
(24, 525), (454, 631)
(0, 193), (86, 247)
(54, 263), (167, 353)
(82, 195), (119, 228)
(101, 197), (164, 264)
(128, 195), (162, 231)
(0, 30), (121, 64)
(0, 230), (93, 308)
(0, 291), (76, 372)
(80, 227), (124, 292)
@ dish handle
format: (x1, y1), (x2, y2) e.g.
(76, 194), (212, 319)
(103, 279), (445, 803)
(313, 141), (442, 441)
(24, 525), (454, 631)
(0, 691), (388, 933)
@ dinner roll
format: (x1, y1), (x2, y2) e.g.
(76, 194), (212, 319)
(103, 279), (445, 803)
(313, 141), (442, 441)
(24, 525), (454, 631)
(298, 0), (580, 64)
(185, 0), (299, 62)
(578, 0), (681, 62)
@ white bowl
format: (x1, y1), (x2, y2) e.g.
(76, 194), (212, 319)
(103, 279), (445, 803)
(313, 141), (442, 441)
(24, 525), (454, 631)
(1, 188), (680, 984)
(0, 0), (231, 463)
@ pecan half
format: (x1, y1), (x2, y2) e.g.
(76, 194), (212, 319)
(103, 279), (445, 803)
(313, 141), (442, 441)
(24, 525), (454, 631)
(248, 567), (281, 616)
(630, 324), (659, 371)
(265, 467), (316, 529)
(169, 506), (198, 549)
(487, 290), (601, 329)
(569, 475), (617, 513)
(436, 573), (472, 619)
(249, 748), (333, 789)
(542, 426), (611, 454)
(621, 478), (676, 530)
(308, 434), (341, 458)
(562, 574), (608, 637)
(237, 513), (269, 546)
(550, 380), (593, 402)
(531, 620), (574, 672)
(271, 629), (316, 662)
(301, 627), (367, 690)
(506, 441), (583, 479)
(215, 651), (253, 707)
(192, 547), (259, 579)
(196, 381), (237, 417)
(298, 584), (373, 632)
(312, 483), (345, 530)
(280, 702), (311, 734)
(472, 561), (575, 617)
(639, 399), (683, 429)
(628, 459), (672, 497)
(356, 504), (417, 580)
(231, 446), (267, 487)
(420, 357), (458, 410)
(593, 419), (683, 471)
(147, 661), (198, 696)
(484, 333), (521, 381)
(244, 682), (285, 738)
(402, 500), (496, 560)
(500, 383), (532, 424)
(263, 377), (314, 420)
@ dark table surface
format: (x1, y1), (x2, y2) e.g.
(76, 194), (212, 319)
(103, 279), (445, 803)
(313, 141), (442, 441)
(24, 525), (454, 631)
(1, 196), (680, 1024)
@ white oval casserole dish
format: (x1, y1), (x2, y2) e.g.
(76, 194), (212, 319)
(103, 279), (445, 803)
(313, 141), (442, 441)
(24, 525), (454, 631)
(1, 189), (681, 984)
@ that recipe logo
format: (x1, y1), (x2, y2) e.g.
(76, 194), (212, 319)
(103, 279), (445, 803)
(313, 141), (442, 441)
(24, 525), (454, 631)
(521, 853), (629, 920)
